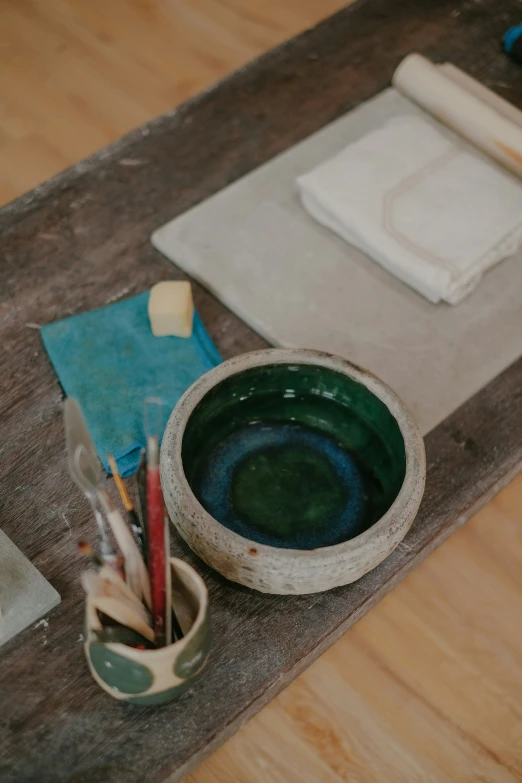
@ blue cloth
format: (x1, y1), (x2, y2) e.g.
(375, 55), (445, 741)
(42, 291), (221, 477)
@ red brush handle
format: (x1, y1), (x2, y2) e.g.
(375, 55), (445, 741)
(146, 464), (167, 646)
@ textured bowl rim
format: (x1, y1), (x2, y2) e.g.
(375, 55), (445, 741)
(161, 348), (426, 567)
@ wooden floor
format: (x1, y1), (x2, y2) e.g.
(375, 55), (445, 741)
(2, 2), (522, 782)
(0, 0), (346, 204)
(186, 475), (522, 783)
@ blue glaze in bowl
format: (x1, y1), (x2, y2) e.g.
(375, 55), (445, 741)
(197, 421), (366, 549)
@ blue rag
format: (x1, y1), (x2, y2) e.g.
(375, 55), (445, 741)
(42, 291), (221, 477)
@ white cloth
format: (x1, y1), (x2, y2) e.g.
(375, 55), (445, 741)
(297, 116), (522, 304)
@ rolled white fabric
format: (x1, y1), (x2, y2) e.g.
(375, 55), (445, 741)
(438, 63), (522, 128)
(393, 53), (522, 179)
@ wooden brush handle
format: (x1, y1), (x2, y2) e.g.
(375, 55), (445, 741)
(106, 506), (151, 609)
(146, 464), (167, 647)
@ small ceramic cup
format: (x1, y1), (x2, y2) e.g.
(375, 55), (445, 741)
(84, 558), (211, 705)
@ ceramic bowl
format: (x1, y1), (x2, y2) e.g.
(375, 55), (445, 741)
(84, 558), (211, 705)
(161, 349), (425, 595)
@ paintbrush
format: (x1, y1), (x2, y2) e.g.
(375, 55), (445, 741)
(136, 448), (148, 563)
(64, 398), (120, 572)
(144, 397), (171, 647)
(74, 444), (151, 609)
(108, 454), (147, 556)
(78, 539), (103, 569)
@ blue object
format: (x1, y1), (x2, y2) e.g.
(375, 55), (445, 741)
(504, 24), (522, 53)
(197, 422), (367, 549)
(41, 291), (221, 477)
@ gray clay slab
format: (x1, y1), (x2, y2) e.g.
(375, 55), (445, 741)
(152, 88), (522, 435)
(0, 529), (60, 647)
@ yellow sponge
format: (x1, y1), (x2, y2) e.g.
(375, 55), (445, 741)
(148, 281), (194, 338)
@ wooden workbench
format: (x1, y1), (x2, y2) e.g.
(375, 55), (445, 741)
(1, 0), (522, 780)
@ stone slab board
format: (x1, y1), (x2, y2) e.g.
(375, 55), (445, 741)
(152, 88), (522, 434)
(0, 530), (61, 648)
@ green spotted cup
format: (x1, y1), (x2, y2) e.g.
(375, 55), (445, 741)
(85, 558), (211, 705)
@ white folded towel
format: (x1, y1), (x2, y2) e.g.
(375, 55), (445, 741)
(297, 116), (522, 304)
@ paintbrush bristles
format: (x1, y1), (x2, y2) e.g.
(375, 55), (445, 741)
(78, 539), (103, 568)
(108, 454), (134, 512)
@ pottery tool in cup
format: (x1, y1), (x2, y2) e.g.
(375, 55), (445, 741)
(108, 454), (147, 556)
(81, 567), (148, 609)
(136, 448), (149, 563)
(82, 563), (155, 645)
(97, 564), (150, 605)
(86, 595), (155, 643)
(74, 443), (152, 609)
(144, 397), (171, 647)
(64, 395), (151, 606)
(64, 398), (120, 573)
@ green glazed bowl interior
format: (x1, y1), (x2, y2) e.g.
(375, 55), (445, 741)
(181, 362), (406, 550)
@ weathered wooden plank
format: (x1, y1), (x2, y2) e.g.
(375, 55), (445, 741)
(1, 0), (521, 780)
